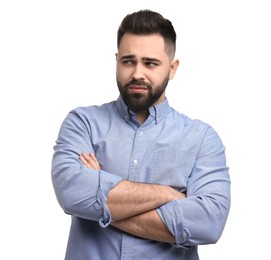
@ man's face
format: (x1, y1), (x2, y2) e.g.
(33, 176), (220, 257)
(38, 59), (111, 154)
(116, 33), (178, 113)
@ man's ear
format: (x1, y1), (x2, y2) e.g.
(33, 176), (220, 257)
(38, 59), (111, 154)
(115, 53), (118, 61)
(169, 58), (180, 80)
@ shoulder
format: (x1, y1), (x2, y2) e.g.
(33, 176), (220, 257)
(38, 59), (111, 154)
(170, 108), (210, 130)
(59, 100), (117, 131)
(169, 108), (223, 143)
(70, 100), (117, 119)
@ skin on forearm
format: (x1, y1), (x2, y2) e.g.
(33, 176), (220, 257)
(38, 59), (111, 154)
(80, 152), (185, 221)
(107, 179), (185, 221)
(112, 209), (175, 243)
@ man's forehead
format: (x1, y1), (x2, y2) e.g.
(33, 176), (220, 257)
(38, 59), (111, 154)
(118, 34), (167, 59)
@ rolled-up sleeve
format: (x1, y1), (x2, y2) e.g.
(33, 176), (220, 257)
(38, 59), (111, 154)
(157, 126), (231, 247)
(51, 110), (123, 227)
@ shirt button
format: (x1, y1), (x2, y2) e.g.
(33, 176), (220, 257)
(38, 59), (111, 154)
(133, 159), (138, 165)
(140, 131), (143, 136)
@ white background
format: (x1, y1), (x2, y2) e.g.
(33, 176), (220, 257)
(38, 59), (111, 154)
(1, 0), (270, 259)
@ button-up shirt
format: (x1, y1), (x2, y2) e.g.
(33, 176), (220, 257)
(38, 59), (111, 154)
(51, 96), (231, 260)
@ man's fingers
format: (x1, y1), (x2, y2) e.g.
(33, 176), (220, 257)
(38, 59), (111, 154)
(80, 152), (101, 170)
(79, 154), (91, 167)
(90, 152), (98, 162)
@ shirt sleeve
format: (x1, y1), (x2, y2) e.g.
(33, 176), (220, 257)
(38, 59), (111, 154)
(156, 126), (231, 247)
(51, 109), (123, 227)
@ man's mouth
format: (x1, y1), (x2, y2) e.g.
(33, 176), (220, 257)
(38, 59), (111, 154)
(128, 85), (148, 93)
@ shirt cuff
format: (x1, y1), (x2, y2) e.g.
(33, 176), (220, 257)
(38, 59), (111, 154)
(157, 200), (191, 248)
(97, 170), (123, 228)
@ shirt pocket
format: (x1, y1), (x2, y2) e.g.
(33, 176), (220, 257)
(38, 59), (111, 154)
(151, 149), (195, 190)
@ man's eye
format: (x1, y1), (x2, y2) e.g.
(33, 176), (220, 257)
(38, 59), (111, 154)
(122, 60), (134, 65)
(145, 62), (158, 67)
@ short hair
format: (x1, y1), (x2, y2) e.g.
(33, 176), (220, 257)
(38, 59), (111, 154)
(117, 9), (177, 59)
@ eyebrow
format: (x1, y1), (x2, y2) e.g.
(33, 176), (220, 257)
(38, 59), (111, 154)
(120, 55), (136, 60)
(143, 57), (162, 64)
(120, 55), (162, 64)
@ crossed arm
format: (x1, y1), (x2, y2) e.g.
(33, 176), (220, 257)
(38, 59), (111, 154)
(80, 152), (186, 243)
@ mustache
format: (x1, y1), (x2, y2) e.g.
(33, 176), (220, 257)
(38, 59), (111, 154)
(125, 80), (151, 89)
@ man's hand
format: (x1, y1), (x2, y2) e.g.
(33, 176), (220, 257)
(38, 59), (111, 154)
(79, 152), (185, 220)
(79, 151), (185, 243)
(80, 152), (101, 170)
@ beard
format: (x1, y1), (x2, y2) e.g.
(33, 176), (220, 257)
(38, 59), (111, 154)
(117, 75), (169, 113)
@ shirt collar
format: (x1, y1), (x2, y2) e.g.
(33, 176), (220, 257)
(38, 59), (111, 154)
(116, 95), (170, 124)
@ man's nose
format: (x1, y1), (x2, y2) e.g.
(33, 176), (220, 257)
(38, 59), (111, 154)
(132, 64), (145, 80)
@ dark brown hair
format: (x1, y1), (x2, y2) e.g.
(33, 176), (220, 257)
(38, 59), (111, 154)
(117, 10), (176, 58)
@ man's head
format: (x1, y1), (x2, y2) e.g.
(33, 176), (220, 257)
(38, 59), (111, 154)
(117, 9), (176, 60)
(116, 10), (179, 115)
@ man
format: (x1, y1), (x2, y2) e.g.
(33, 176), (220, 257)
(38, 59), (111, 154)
(51, 9), (231, 260)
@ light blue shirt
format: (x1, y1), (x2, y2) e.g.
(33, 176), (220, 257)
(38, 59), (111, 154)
(51, 96), (231, 260)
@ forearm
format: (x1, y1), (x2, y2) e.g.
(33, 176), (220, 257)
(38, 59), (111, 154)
(112, 209), (175, 243)
(80, 152), (185, 222)
(107, 179), (185, 221)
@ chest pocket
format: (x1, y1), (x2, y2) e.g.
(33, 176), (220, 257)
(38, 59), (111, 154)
(151, 149), (195, 190)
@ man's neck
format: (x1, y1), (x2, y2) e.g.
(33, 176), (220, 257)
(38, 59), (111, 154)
(136, 111), (149, 124)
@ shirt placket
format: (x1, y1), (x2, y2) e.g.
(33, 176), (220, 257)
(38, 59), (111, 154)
(120, 127), (144, 259)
